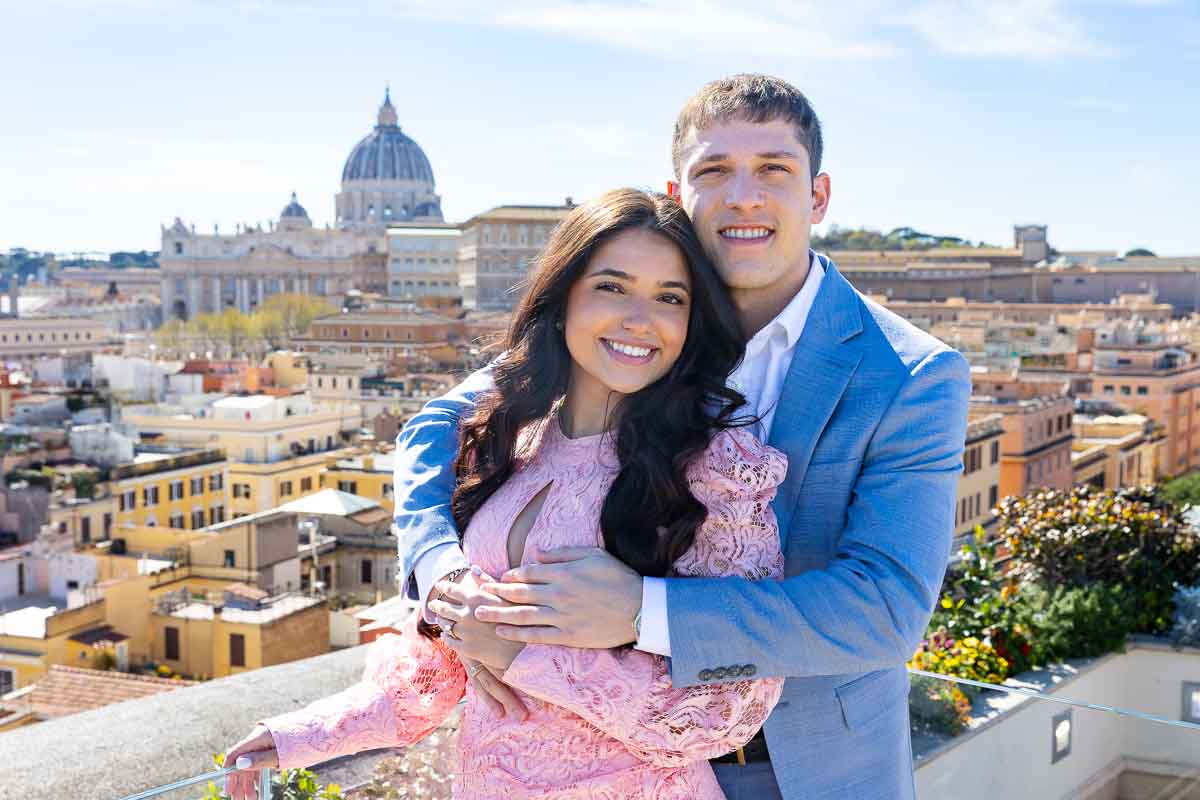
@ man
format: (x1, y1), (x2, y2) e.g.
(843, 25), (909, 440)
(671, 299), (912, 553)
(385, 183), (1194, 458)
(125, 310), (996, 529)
(392, 74), (970, 799)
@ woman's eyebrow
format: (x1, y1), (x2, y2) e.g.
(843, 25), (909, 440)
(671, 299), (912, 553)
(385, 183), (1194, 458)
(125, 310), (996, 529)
(589, 268), (689, 294)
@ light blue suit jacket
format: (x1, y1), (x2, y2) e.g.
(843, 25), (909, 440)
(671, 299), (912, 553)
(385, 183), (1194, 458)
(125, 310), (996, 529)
(392, 255), (970, 800)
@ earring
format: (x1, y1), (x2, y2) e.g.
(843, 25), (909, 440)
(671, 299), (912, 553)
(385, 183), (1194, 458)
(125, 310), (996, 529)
(555, 319), (563, 331)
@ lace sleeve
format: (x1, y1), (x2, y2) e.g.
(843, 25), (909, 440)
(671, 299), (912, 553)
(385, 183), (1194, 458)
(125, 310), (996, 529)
(259, 612), (466, 770)
(503, 428), (787, 765)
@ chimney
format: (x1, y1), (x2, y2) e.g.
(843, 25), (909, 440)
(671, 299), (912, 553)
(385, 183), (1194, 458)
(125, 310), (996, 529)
(362, 455), (375, 472)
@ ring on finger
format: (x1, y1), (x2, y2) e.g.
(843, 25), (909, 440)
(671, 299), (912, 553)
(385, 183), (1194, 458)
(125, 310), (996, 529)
(443, 619), (461, 640)
(469, 663), (485, 679)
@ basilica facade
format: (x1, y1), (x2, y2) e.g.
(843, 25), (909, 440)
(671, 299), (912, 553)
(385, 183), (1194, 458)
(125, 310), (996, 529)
(160, 90), (445, 320)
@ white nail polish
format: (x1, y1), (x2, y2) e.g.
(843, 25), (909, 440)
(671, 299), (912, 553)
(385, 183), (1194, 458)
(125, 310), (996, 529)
(236, 755), (252, 769)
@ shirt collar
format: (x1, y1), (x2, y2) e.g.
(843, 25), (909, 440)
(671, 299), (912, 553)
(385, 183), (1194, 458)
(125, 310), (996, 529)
(746, 250), (825, 353)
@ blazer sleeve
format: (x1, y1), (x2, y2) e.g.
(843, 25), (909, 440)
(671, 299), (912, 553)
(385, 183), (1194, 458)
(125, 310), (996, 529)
(258, 614), (466, 770)
(665, 347), (971, 686)
(502, 428), (787, 766)
(393, 362), (495, 600)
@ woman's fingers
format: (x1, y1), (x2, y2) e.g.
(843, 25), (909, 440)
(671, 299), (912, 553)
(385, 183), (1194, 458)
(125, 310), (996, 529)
(472, 664), (529, 720)
(428, 597), (469, 622)
(234, 749), (279, 770)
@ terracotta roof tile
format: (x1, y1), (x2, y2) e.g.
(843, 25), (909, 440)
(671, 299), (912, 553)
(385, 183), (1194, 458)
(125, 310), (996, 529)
(30, 665), (196, 720)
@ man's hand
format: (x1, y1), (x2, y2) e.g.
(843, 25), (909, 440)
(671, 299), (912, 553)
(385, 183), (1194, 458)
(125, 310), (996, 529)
(475, 546), (643, 648)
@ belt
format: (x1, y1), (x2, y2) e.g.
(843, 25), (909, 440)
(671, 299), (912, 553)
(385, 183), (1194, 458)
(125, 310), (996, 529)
(710, 729), (769, 765)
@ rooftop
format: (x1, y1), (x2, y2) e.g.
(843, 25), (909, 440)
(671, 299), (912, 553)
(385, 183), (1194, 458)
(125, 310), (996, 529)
(13, 664), (195, 721)
(154, 591), (323, 623)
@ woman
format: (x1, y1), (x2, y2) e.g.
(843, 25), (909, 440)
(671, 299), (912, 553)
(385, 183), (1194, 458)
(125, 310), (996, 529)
(224, 188), (787, 799)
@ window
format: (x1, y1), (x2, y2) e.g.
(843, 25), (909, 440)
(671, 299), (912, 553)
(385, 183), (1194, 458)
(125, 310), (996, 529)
(17, 562), (25, 595)
(165, 626), (180, 660)
(230, 633), (245, 668)
(210, 506), (225, 525)
(280, 480), (293, 497)
(191, 509), (205, 528)
(223, 549), (236, 567)
(338, 480), (358, 494)
(170, 480), (184, 501)
(81, 517), (91, 543)
(1121, 386), (1132, 396)
(361, 559), (374, 584)
(173, 242), (182, 255)
(190, 476), (204, 495)
(143, 486), (159, 507)
(0, 667), (14, 696)
(990, 441), (1000, 464)
(300, 477), (312, 492)
(988, 484), (999, 509)
(170, 513), (184, 529)
(1103, 385), (1115, 394)
(1137, 386), (1148, 396)
(103, 513), (112, 539)
(120, 490), (136, 511)
(209, 473), (223, 491)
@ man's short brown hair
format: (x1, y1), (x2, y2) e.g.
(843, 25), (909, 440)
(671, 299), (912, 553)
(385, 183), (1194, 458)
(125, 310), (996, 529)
(672, 74), (823, 180)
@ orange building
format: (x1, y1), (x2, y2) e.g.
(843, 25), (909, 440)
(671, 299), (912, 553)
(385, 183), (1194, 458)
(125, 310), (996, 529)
(971, 372), (1074, 499)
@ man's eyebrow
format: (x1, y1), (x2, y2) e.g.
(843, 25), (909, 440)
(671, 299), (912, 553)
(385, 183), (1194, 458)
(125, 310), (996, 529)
(758, 150), (802, 160)
(588, 268), (690, 293)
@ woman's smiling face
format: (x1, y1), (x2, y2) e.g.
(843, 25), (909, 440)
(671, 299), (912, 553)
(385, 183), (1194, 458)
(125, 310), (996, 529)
(562, 228), (692, 405)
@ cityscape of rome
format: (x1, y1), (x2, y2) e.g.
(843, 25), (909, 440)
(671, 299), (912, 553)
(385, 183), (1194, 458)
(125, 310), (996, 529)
(3, 2), (1200, 799)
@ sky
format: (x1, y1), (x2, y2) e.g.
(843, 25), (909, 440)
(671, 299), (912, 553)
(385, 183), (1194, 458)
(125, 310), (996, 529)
(1, 0), (1197, 257)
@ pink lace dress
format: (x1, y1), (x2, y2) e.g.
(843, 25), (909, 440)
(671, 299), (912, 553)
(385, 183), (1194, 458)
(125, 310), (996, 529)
(261, 418), (787, 799)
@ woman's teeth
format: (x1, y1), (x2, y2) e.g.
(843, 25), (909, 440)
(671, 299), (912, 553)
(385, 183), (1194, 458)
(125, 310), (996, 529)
(605, 340), (653, 358)
(720, 227), (772, 240)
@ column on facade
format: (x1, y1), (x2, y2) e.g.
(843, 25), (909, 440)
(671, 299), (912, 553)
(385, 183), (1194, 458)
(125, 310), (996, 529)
(256, 277), (266, 308)
(188, 277), (201, 319)
(299, 275), (310, 296)
(234, 277), (246, 313)
(211, 275), (221, 313)
(162, 275), (175, 318)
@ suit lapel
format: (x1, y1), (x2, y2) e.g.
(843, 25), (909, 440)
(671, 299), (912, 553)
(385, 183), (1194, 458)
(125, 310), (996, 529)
(768, 257), (864, 544)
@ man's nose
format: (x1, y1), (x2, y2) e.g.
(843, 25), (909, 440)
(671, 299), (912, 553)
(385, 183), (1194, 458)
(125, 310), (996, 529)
(724, 171), (764, 211)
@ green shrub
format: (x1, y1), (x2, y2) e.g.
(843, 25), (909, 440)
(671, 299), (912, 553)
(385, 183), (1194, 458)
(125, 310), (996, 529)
(998, 486), (1200, 634)
(929, 530), (1038, 674)
(1162, 472), (1200, 509)
(1014, 583), (1138, 662)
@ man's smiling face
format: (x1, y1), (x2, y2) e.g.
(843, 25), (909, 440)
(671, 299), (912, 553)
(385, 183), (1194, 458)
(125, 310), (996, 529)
(677, 117), (829, 299)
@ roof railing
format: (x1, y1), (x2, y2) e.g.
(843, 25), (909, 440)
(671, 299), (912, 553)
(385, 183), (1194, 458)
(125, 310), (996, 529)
(118, 765), (271, 800)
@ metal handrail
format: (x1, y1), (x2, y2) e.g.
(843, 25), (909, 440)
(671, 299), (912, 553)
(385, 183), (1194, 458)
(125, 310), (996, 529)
(118, 765), (272, 800)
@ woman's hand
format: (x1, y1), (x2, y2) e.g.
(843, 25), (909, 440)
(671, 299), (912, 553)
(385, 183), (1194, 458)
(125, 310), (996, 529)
(429, 568), (525, 673)
(222, 724), (279, 800)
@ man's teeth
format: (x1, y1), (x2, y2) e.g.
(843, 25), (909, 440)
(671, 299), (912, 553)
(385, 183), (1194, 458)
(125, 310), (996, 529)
(607, 340), (652, 357)
(720, 227), (772, 240)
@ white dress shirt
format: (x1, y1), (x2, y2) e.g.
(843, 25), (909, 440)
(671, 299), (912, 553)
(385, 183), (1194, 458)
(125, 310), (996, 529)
(414, 254), (825, 655)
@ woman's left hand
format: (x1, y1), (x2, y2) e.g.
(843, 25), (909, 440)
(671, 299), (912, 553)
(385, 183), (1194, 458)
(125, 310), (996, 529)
(429, 568), (526, 673)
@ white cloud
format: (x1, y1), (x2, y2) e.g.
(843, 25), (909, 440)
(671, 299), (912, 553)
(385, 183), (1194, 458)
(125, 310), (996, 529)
(899, 0), (1115, 58)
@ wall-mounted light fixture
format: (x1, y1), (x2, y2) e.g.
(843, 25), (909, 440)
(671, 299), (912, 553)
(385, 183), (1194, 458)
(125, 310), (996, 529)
(1182, 682), (1200, 724)
(1051, 709), (1072, 764)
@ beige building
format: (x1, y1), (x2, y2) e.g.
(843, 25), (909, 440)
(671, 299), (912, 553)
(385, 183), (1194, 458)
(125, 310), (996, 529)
(955, 413), (1003, 541)
(457, 202), (574, 309)
(122, 394), (360, 465)
(1071, 414), (1163, 490)
(229, 450), (341, 518)
(295, 310), (463, 366)
(386, 223), (461, 300)
(0, 317), (116, 360)
(159, 91), (444, 319)
(971, 373), (1074, 500)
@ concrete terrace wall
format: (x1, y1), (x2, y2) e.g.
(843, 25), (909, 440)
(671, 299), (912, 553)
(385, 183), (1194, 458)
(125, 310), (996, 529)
(0, 644), (368, 800)
(914, 640), (1200, 799)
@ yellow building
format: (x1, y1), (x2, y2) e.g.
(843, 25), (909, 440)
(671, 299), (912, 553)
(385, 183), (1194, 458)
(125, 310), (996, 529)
(229, 450), (343, 518)
(956, 414), (1004, 542)
(320, 450), (395, 512)
(149, 583), (327, 679)
(111, 448), (229, 531)
(1072, 414), (1164, 490)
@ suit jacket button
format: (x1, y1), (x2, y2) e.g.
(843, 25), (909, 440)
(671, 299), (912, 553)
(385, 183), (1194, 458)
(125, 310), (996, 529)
(699, 669), (713, 681)
(742, 664), (757, 677)
(712, 667), (728, 679)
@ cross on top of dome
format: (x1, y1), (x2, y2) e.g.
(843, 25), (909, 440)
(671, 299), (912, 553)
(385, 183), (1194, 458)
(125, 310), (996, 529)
(377, 87), (398, 128)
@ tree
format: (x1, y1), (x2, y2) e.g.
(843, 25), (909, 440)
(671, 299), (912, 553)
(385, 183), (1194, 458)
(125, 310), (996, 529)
(1124, 247), (1156, 258)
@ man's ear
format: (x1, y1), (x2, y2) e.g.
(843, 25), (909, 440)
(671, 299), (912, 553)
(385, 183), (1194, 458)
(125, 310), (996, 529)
(666, 180), (680, 202)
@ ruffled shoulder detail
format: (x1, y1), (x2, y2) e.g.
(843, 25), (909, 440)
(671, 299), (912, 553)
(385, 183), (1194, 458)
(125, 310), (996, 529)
(688, 426), (788, 502)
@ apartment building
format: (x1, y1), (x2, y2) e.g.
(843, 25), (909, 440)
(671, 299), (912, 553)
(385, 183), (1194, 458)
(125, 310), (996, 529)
(971, 372), (1074, 499)
(955, 413), (1003, 541)
(1072, 413), (1165, 490)
(122, 394), (359, 465)
(320, 451), (395, 513)
(386, 222), (462, 300)
(110, 448), (229, 531)
(229, 450), (342, 518)
(0, 317), (117, 360)
(457, 202), (573, 310)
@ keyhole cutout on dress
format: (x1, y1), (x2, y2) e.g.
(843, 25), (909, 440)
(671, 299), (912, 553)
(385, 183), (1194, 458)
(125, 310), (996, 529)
(506, 481), (554, 571)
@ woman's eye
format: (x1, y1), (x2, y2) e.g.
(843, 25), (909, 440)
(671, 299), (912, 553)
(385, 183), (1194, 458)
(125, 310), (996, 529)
(595, 282), (623, 293)
(658, 294), (685, 305)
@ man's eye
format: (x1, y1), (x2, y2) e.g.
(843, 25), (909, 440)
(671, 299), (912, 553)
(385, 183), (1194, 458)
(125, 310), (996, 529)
(763, 164), (791, 174)
(694, 166), (723, 177)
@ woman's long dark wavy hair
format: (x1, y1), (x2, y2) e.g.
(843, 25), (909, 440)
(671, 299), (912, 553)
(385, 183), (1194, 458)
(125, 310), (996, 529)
(452, 188), (751, 578)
